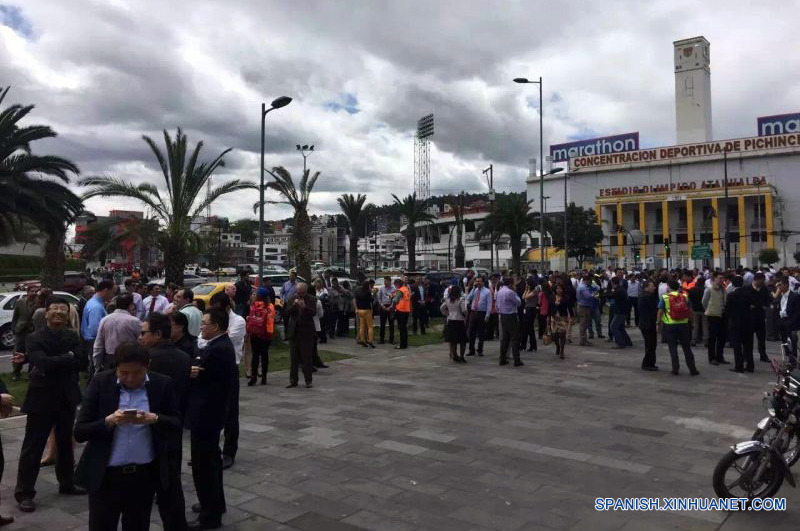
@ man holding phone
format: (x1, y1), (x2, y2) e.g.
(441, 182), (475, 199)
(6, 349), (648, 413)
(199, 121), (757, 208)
(74, 342), (181, 530)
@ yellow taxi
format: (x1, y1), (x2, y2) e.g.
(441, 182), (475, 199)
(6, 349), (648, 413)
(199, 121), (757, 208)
(192, 282), (234, 306)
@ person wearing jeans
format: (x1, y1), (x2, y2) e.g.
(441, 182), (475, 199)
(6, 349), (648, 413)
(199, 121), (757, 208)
(702, 272), (729, 365)
(575, 275), (596, 346)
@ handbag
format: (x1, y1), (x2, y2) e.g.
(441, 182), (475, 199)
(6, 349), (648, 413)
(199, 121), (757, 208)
(542, 326), (553, 346)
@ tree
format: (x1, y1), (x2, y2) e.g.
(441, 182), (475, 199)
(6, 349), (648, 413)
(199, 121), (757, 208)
(550, 203), (604, 269)
(229, 218), (259, 243)
(759, 247), (780, 267)
(81, 128), (251, 285)
(257, 166), (320, 281)
(445, 193), (466, 268)
(392, 193), (435, 272)
(80, 215), (161, 270)
(476, 194), (543, 274)
(0, 86), (84, 289)
(337, 193), (371, 278)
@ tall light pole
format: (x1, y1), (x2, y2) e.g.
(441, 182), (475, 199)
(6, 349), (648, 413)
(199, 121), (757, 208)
(259, 96), (292, 284)
(723, 149), (731, 269)
(514, 76), (546, 265)
(563, 170), (569, 271)
(296, 144), (314, 174)
(482, 164), (494, 272)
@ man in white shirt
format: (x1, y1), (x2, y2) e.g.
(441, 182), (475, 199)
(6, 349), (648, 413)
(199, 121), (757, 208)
(142, 284), (169, 318)
(92, 293), (142, 371)
(174, 289), (203, 337)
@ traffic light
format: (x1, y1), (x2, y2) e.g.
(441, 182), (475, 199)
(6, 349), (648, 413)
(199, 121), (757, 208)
(634, 248), (640, 261)
(664, 236), (671, 258)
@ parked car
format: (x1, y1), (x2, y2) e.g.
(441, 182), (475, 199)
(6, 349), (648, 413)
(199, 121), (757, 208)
(14, 271), (91, 294)
(192, 282), (234, 306)
(247, 273), (306, 300)
(424, 271), (464, 285)
(0, 291), (80, 349)
(215, 267), (237, 277)
(151, 273), (205, 288)
(196, 267), (213, 277)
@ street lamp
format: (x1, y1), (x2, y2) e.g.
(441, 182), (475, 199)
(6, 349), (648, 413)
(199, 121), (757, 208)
(296, 144), (314, 174)
(259, 96), (292, 284)
(616, 225), (644, 269)
(514, 76), (547, 265)
(482, 164), (495, 272)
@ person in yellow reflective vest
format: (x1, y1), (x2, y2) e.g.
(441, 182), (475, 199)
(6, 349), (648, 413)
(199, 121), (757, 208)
(656, 279), (700, 376)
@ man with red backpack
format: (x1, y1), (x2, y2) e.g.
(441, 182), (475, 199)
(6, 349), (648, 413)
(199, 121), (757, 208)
(246, 288), (275, 387)
(657, 279), (700, 376)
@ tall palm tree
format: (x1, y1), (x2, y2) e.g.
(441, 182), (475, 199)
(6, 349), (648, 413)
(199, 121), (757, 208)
(0, 86), (84, 289)
(80, 215), (162, 271)
(446, 193), (466, 268)
(257, 166), (320, 281)
(476, 194), (547, 273)
(337, 193), (371, 278)
(392, 193), (436, 272)
(80, 128), (251, 285)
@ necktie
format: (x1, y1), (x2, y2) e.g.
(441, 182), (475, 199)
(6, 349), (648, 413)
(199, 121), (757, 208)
(149, 297), (156, 316)
(472, 289), (481, 311)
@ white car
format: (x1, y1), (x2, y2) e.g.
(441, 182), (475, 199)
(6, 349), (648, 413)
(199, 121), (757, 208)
(150, 274), (206, 288)
(0, 291), (80, 349)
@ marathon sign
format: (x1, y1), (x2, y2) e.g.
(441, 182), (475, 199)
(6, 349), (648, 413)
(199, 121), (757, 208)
(570, 133), (800, 171)
(598, 176), (767, 197)
(758, 113), (800, 136)
(550, 132), (639, 163)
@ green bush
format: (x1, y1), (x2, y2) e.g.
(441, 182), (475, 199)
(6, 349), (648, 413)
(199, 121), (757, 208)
(0, 255), (86, 282)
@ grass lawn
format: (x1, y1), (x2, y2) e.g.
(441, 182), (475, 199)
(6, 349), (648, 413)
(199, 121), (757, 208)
(1, 341), (352, 404)
(339, 317), (447, 348)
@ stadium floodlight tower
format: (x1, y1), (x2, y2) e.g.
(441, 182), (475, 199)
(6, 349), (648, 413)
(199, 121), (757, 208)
(414, 114), (434, 199)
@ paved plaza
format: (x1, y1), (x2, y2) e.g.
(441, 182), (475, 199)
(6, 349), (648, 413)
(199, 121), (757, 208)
(1, 329), (799, 530)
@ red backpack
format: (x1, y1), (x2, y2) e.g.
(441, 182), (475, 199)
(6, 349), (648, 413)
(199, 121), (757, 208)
(246, 305), (270, 339)
(667, 293), (690, 321)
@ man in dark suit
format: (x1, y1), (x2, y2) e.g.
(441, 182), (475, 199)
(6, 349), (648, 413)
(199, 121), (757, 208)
(727, 276), (754, 373)
(15, 296), (87, 513)
(410, 277), (427, 335)
(74, 342), (181, 531)
(776, 277), (800, 358)
(186, 308), (235, 530)
(285, 283), (317, 389)
(638, 280), (660, 371)
(744, 272), (771, 362)
(0, 378), (15, 526)
(140, 312), (192, 531)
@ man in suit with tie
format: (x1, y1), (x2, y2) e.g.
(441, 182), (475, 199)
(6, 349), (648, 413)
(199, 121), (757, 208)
(74, 342), (181, 531)
(15, 296), (87, 513)
(139, 313), (192, 531)
(186, 307), (235, 530)
(776, 277), (800, 358)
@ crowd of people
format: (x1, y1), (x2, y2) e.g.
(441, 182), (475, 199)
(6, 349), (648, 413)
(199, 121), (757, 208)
(1, 263), (798, 529)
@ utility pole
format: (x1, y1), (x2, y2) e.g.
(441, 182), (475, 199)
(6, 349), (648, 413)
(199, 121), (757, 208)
(723, 150), (731, 269)
(483, 164), (495, 272)
(563, 171), (568, 272)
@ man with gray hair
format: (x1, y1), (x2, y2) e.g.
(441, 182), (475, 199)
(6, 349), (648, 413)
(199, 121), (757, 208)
(285, 283), (317, 388)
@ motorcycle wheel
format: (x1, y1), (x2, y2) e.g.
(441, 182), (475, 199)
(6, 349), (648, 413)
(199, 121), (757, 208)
(753, 427), (800, 467)
(712, 449), (785, 500)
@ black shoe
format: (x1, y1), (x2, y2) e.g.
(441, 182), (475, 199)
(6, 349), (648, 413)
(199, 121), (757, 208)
(514, 360), (524, 367)
(709, 360), (719, 365)
(671, 370), (679, 375)
(466, 352), (475, 356)
(642, 366), (659, 371)
(729, 368), (744, 373)
(247, 378), (256, 386)
(305, 382), (313, 388)
(192, 503), (202, 513)
(188, 519), (222, 530)
(222, 455), (234, 470)
(18, 499), (35, 513)
(368, 343), (376, 349)
(459, 355), (466, 364)
(745, 368), (755, 373)
(597, 334), (606, 339)
(286, 383), (298, 388)
(0, 515), (14, 526)
(394, 345), (406, 350)
(690, 370), (700, 376)
(260, 378), (267, 385)
(477, 352), (484, 357)
(318, 364), (329, 368)
(719, 360), (731, 365)
(59, 485), (87, 496)
(499, 360), (509, 366)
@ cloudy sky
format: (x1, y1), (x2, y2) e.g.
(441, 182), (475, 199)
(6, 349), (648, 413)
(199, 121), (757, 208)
(2, 0), (799, 224)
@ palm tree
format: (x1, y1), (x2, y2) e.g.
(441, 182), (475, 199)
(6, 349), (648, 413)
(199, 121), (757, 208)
(476, 194), (546, 273)
(0, 86), (84, 289)
(446, 193), (466, 268)
(337, 193), (372, 278)
(392, 193), (436, 272)
(80, 128), (251, 285)
(80, 215), (162, 271)
(257, 166), (320, 281)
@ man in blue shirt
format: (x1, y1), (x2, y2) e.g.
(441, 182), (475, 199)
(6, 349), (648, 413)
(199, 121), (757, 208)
(281, 271), (298, 305)
(74, 342), (181, 531)
(495, 281), (523, 366)
(81, 280), (114, 375)
(576, 274), (597, 346)
(465, 277), (491, 357)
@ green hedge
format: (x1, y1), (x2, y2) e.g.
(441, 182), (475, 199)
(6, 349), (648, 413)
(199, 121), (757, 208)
(0, 255), (86, 283)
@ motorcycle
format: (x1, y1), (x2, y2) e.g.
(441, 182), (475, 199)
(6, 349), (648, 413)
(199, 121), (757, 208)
(712, 343), (800, 500)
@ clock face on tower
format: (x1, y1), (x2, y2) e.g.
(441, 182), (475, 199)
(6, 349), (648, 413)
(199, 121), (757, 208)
(683, 47), (694, 58)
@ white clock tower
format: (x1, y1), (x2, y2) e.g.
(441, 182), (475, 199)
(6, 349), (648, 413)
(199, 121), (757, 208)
(674, 36), (712, 144)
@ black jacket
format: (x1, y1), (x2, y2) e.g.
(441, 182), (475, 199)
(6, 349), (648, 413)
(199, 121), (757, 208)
(779, 291), (800, 331)
(149, 341), (192, 419)
(23, 326), (83, 414)
(173, 333), (197, 358)
(726, 288), (753, 331)
(185, 334), (236, 435)
(638, 292), (660, 332)
(743, 284), (770, 316)
(74, 370), (181, 494)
